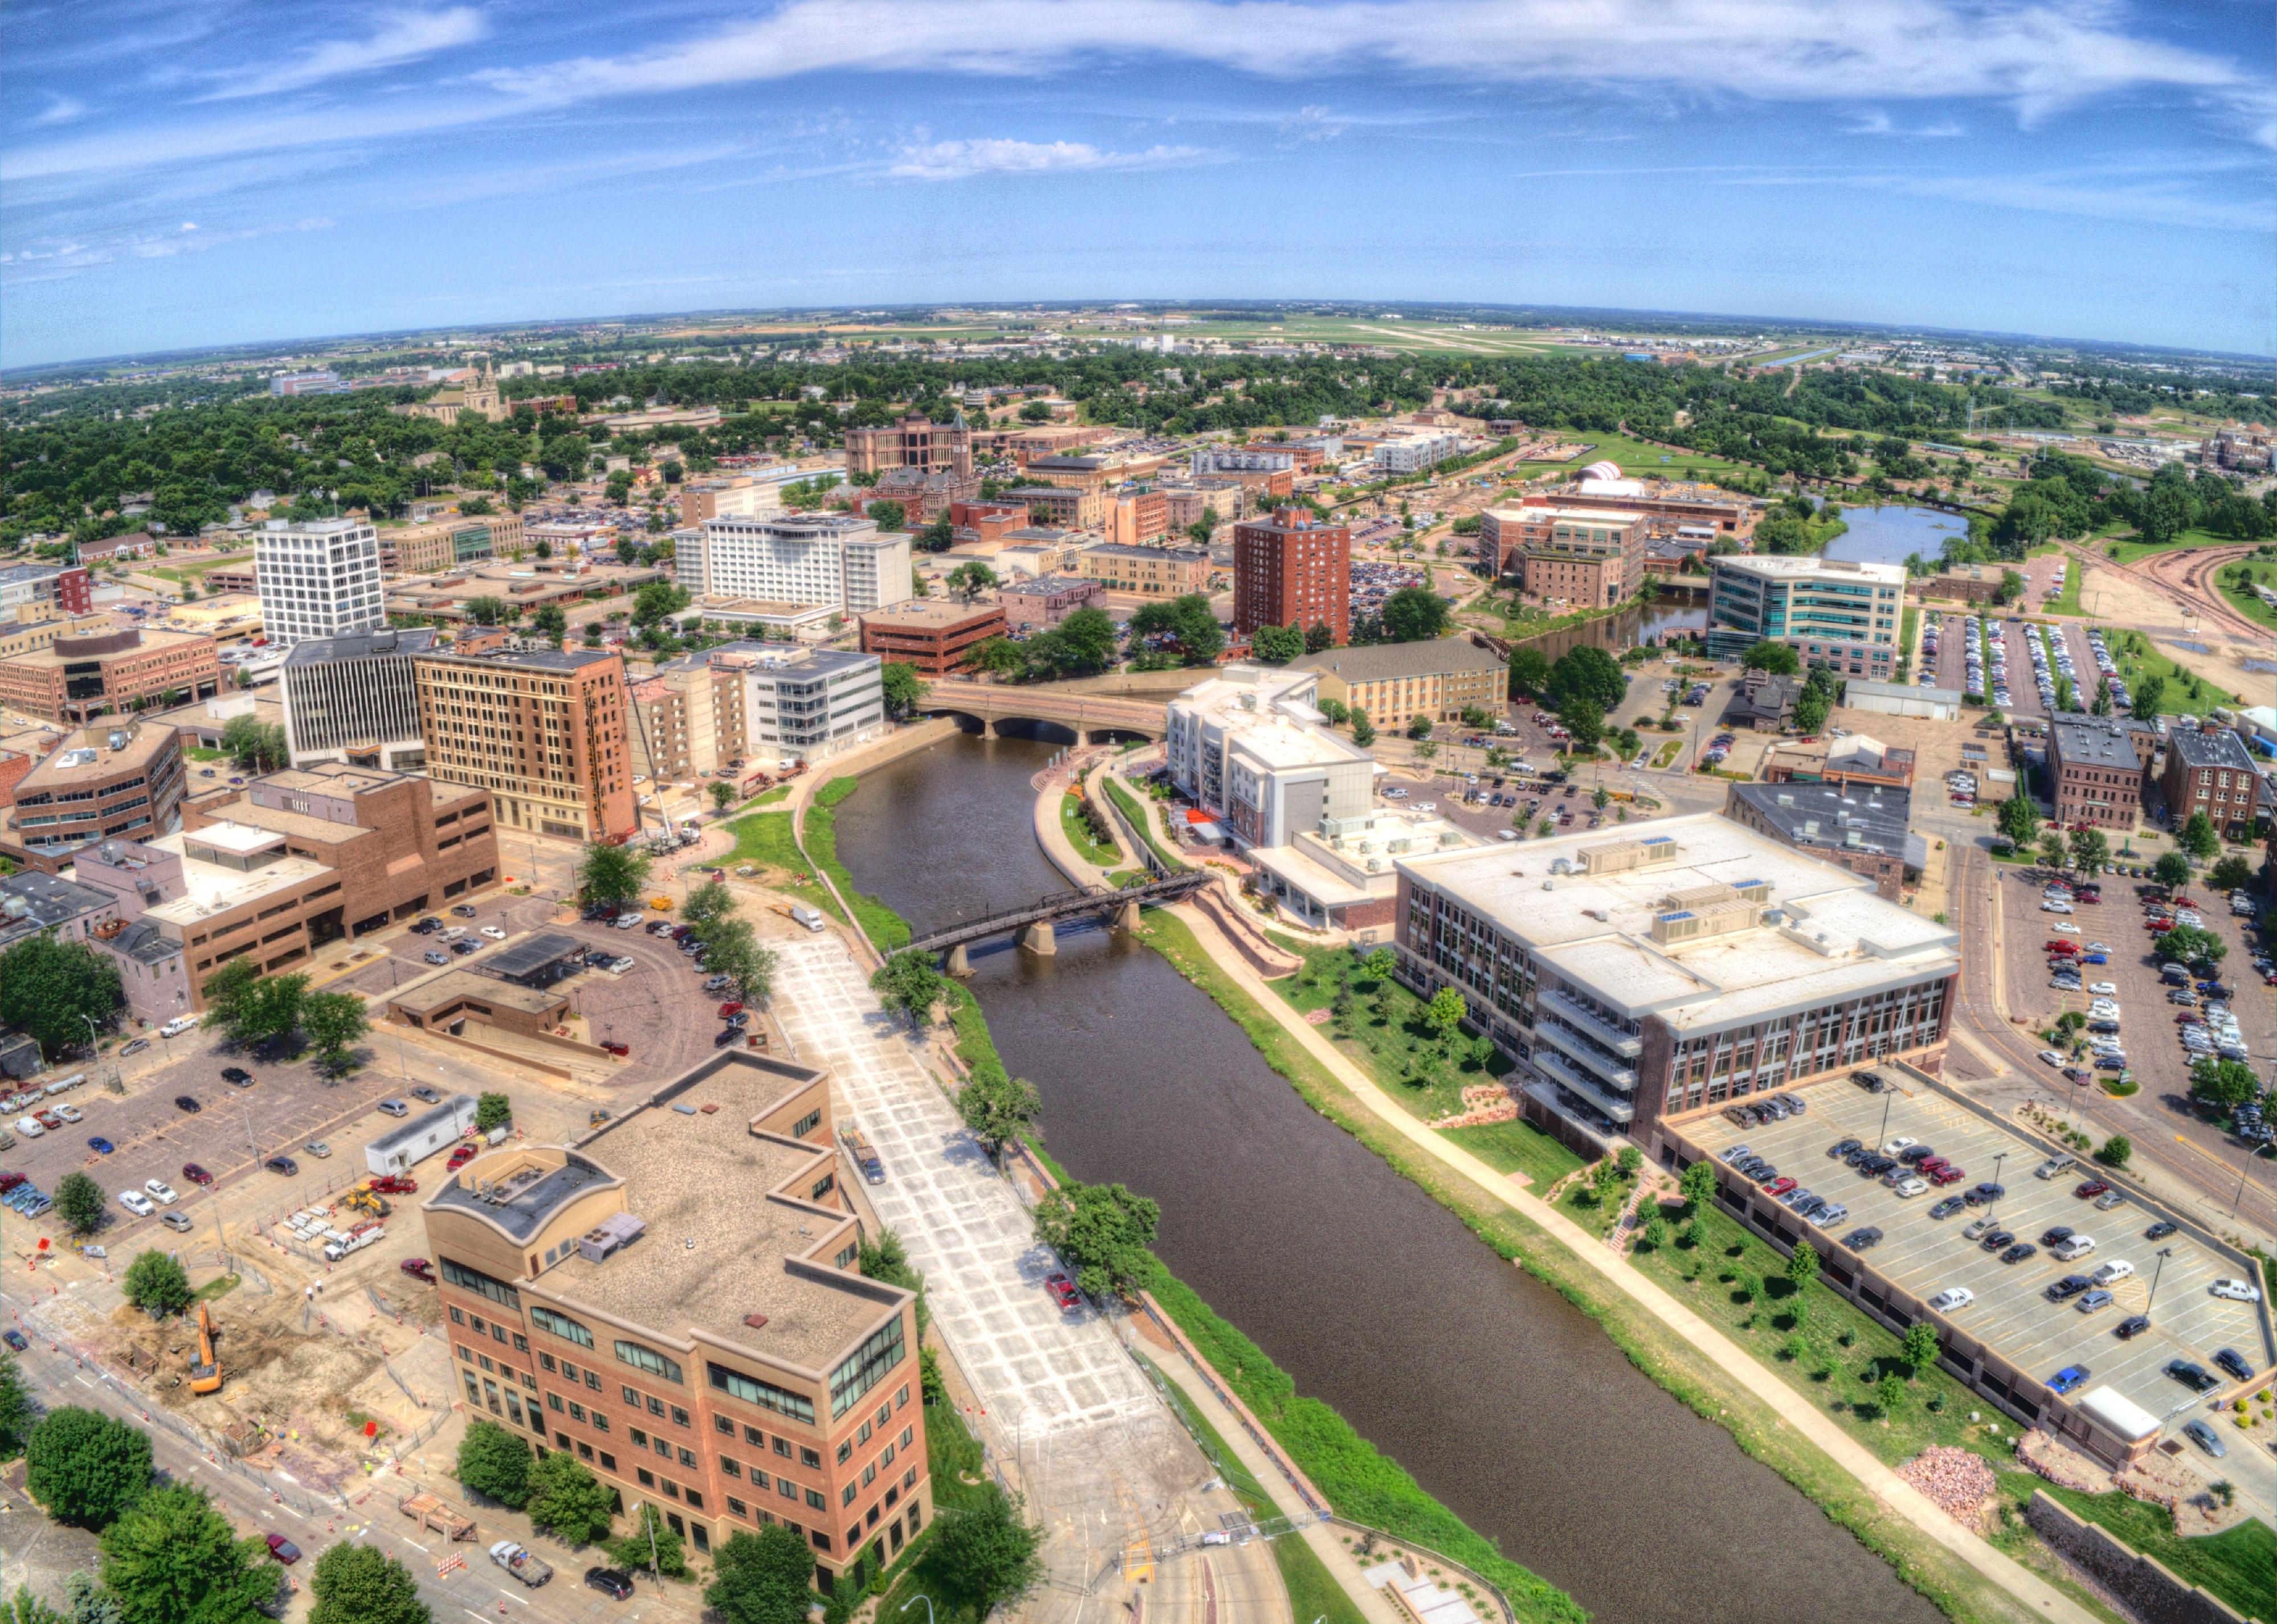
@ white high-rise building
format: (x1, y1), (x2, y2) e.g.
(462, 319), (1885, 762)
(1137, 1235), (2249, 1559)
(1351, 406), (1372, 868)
(253, 518), (385, 649)
(684, 513), (911, 615)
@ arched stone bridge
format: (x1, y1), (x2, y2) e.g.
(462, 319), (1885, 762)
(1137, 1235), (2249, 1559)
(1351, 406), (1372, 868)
(918, 678), (1166, 742)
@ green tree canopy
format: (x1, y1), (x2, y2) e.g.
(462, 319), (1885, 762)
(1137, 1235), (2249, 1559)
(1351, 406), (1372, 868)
(474, 1091), (512, 1132)
(576, 841), (652, 909)
(2151, 851), (2193, 889)
(867, 499), (906, 533)
(1790, 689), (1831, 736)
(870, 950), (946, 1026)
(1558, 695), (1604, 755)
(0, 936), (122, 1060)
(1543, 645), (1627, 711)
(2177, 811), (2221, 861)
(525, 1449), (616, 1544)
(530, 603), (569, 648)
(1129, 594), (1224, 664)
(931, 1484), (1045, 1617)
(1378, 586), (1450, 643)
(2206, 853), (2255, 891)
(944, 561), (999, 602)
(605, 1504), (686, 1578)
(0, 1353), (34, 1459)
(1033, 1181), (1159, 1299)
(2189, 1057), (2259, 1110)
(880, 661), (928, 718)
(1679, 1157), (1718, 1213)
(2095, 1134), (2131, 1168)
(2067, 828), (2110, 875)
(122, 1251), (191, 1318)
(300, 990), (367, 1076)
(464, 595), (509, 626)
(706, 1525), (817, 1624)
(308, 1543), (431, 1624)
(2155, 925), (2224, 965)
(1507, 646), (1551, 699)
(98, 1484), (277, 1624)
(55, 1172), (108, 1236)
(218, 713), (287, 774)
(1249, 622), (1306, 664)
(957, 1064), (1042, 1161)
(26, 1408), (152, 1528)
(1899, 1320), (1941, 1377)
(1739, 640), (1799, 676)
(455, 1418), (532, 1508)
(1996, 792), (2041, 847)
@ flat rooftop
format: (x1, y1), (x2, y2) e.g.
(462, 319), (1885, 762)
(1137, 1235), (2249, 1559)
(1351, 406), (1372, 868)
(390, 969), (565, 1019)
(142, 831), (332, 925)
(861, 600), (1001, 630)
(2051, 715), (2148, 770)
(1717, 555), (1906, 586)
(17, 723), (175, 787)
(1399, 813), (1957, 1030)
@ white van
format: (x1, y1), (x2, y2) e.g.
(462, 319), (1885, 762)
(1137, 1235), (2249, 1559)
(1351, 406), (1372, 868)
(789, 904), (825, 934)
(2090, 1259), (2135, 1286)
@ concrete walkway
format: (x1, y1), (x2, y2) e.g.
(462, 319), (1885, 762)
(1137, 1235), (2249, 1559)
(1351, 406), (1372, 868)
(1160, 902), (2100, 1624)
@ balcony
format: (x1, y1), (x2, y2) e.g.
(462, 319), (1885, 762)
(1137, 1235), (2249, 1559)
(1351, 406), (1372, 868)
(1534, 1049), (1636, 1123)
(1535, 1022), (1638, 1090)
(1537, 989), (1641, 1057)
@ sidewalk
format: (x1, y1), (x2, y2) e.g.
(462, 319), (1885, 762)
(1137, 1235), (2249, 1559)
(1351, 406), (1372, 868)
(1159, 902), (2100, 1624)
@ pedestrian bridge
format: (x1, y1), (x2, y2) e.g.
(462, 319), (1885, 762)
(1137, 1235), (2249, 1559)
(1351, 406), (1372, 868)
(919, 678), (1166, 742)
(907, 872), (1210, 970)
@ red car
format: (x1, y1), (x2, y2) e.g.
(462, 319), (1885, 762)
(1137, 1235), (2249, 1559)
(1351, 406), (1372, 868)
(399, 1258), (436, 1283)
(1044, 1272), (1081, 1310)
(1761, 1176), (1798, 1197)
(716, 1001), (743, 1020)
(370, 1174), (418, 1195)
(599, 1039), (630, 1058)
(2074, 1180), (2110, 1200)
(2045, 940), (2077, 956)
(1929, 1167), (1965, 1185)
(0, 1172), (22, 1193)
(181, 1163), (213, 1187)
(2170, 895), (2196, 908)
(2146, 919), (2174, 932)
(446, 1144), (479, 1172)
(265, 1534), (301, 1565)
(32, 1111), (62, 1131)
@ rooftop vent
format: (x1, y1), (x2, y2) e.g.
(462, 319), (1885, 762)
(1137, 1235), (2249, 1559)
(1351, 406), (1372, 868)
(578, 1212), (647, 1263)
(671, 1102), (697, 1116)
(742, 1313), (770, 1332)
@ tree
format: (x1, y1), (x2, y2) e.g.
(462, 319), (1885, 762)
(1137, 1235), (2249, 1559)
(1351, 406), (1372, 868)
(630, 580), (690, 628)
(2091, 677), (2113, 717)
(1349, 708), (1375, 747)
(464, 595), (509, 627)
(945, 561), (998, 602)
(1407, 713), (1436, 742)
(857, 1227), (929, 1335)
(2189, 1057), (2259, 1110)
(1740, 640), (1799, 677)
(2068, 828), (2110, 876)
(1305, 621), (1336, 654)
(98, 1484), (276, 1624)
(1379, 586), (1449, 643)
(0, 1354), (30, 1460)
(879, 661), (928, 719)
(1019, 400), (1052, 423)
(1032, 1181), (1159, 1299)
(1900, 1320), (1941, 1378)
(218, 713), (287, 774)
(300, 990), (367, 1075)
(708, 779), (738, 813)
(122, 1251), (191, 1318)
(702, 919), (779, 1005)
(606, 1504), (685, 1578)
(9, 1588), (66, 1624)
(529, 604), (569, 648)
(2095, 1134), (2132, 1168)
(932, 1483), (1044, 1616)
(2152, 850), (2193, 889)
(2207, 853), (2255, 891)
(55, 1171), (107, 1236)
(867, 500), (906, 533)
(914, 518), (955, 553)
(1679, 1157), (1718, 1214)
(576, 841), (651, 910)
(1507, 646), (1551, 699)
(1558, 695), (1604, 755)
(1784, 1241), (1820, 1315)
(1996, 791), (2041, 847)
(525, 1449), (616, 1544)
(706, 1525), (817, 1624)
(1424, 985), (1467, 1046)
(1315, 695), (1347, 725)
(308, 1543), (431, 1624)
(2131, 672), (2166, 718)
(25, 1408), (152, 1528)
(474, 1091), (512, 1133)
(0, 937), (123, 1060)
(1250, 622), (1305, 664)
(1130, 594), (1225, 664)
(1593, 784), (1611, 811)
(1790, 688), (1830, 736)
(2035, 831), (2068, 873)
(2177, 811), (2221, 861)
(1545, 645), (1628, 713)
(60, 1573), (118, 1624)
(957, 1065), (1041, 1161)
(870, 950), (945, 1026)
(2155, 925), (2224, 965)
(455, 1418), (531, 1508)
(681, 878), (734, 936)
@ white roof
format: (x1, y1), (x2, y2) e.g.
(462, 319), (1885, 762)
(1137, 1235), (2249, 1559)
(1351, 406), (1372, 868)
(2076, 1385), (2161, 1442)
(186, 821), (289, 856)
(1577, 476), (1648, 497)
(1229, 721), (1370, 772)
(1718, 554), (1906, 586)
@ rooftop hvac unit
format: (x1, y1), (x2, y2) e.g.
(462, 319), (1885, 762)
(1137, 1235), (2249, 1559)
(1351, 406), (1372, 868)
(1, 897), (26, 920)
(578, 1212), (647, 1263)
(107, 730), (128, 751)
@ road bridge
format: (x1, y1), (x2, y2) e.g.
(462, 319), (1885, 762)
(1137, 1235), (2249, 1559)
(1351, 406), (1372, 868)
(907, 872), (1210, 969)
(920, 678), (1166, 741)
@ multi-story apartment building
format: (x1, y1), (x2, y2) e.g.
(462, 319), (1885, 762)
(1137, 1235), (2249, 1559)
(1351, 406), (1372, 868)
(857, 602), (1005, 677)
(1370, 430), (1462, 474)
(1478, 505), (1646, 608)
(280, 628), (436, 772)
(379, 514), (524, 576)
(0, 722), (186, 874)
(2046, 715), (2154, 832)
(1394, 815), (1960, 1157)
(1232, 509), (1350, 641)
(1191, 445), (1298, 478)
(1104, 488), (1170, 547)
(998, 576), (1105, 635)
(999, 485), (1105, 531)
(1287, 637), (1506, 734)
(71, 761), (496, 1004)
(682, 515), (911, 616)
(418, 1053), (929, 1584)
(0, 562), (93, 616)
(1164, 665), (1323, 820)
(254, 518), (386, 648)
(711, 645), (885, 766)
(0, 626), (222, 723)
(843, 411), (974, 480)
(1707, 555), (1904, 681)
(414, 647), (637, 843)
(2159, 724), (2267, 841)
(1069, 543), (1212, 598)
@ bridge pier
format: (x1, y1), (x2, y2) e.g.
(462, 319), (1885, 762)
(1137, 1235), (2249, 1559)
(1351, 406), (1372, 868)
(943, 943), (971, 977)
(1019, 919), (1057, 956)
(1114, 898), (1141, 932)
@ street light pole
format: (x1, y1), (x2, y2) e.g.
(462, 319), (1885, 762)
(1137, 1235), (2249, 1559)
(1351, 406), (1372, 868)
(901, 1596), (935, 1624)
(2144, 1245), (2174, 1313)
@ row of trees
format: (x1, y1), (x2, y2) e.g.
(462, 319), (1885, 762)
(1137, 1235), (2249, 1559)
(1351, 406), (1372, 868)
(201, 960), (369, 1075)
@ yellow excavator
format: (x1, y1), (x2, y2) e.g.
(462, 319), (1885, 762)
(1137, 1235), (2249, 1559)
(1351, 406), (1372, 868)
(340, 1184), (391, 1220)
(188, 1302), (222, 1396)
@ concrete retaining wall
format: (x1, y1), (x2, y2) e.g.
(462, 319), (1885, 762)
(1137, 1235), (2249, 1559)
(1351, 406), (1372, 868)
(2023, 1492), (2247, 1624)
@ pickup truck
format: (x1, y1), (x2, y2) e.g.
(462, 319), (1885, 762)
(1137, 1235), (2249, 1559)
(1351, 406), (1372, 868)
(322, 1221), (385, 1262)
(489, 1541), (553, 1587)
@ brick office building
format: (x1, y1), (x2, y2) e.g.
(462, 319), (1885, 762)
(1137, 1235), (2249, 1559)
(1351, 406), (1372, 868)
(997, 575), (1105, 635)
(2159, 725), (2267, 841)
(415, 647), (637, 844)
(0, 721), (187, 873)
(419, 1053), (929, 1584)
(0, 625), (222, 722)
(1232, 508), (1350, 641)
(1478, 505), (1646, 608)
(1287, 636), (1505, 734)
(1069, 544), (1213, 599)
(1723, 780), (1916, 902)
(2047, 715), (2154, 831)
(857, 601), (1005, 676)
(843, 412), (974, 480)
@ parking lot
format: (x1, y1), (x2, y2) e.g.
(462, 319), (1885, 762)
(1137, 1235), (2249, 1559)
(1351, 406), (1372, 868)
(1926, 607), (2114, 724)
(1994, 867), (2272, 1127)
(1680, 1077), (2273, 1450)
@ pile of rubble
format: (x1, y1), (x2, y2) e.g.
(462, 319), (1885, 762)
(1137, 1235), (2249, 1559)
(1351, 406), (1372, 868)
(1898, 1446), (2000, 1528)
(1429, 1084), (1520, 1130)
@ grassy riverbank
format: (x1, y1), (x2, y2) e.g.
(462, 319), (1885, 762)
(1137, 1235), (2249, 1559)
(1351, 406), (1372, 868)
(807, 776), (910, 950)
(1129, 911), (2105, 1624)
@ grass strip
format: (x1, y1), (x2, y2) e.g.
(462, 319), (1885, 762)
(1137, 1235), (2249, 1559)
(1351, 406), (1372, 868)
(873, 1400), (997, 1624)
(1131, 911), (2097, 1624)
(1061, 792), (1121, 866)
(2042, 1488), (2272, 1623)
(723, 811), (844, 923)
(1103, 776), (1186, 870)
(806, 779), (909, 950)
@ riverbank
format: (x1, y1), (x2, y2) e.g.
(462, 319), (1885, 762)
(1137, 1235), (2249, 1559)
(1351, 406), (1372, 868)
(1128, 906), (2105, 1624)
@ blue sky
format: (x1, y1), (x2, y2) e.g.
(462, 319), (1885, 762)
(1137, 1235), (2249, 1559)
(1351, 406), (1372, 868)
(3, 1), (2271, 369)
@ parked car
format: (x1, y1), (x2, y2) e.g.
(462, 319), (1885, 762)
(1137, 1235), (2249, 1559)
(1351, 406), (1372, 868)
(585, 1568), (635, 1601)
(447, 1144), (480, 1172)
(2114, 1315), (2152, 1339)
(2046, 1365), (2089, 1395)
(2166, 1360), (2220, 1392)
(220, 1067), (252, 1086)
(1927, 1287), (1975, 1312)
(377, 1099), (410, 1118)
(400, 1258), (437, 1283)
(411, 1085), (441, 1104)
(1044, 1271), (1082, 1310)
(2181, 1420), (2227, 1458)
(118, 1190), (154, 1216)
(87, 1136), (115, 1155)
(2209, 1278), (2262, 1302)
(182, 1164), (212, 1186)
(2213, 1348), (2254, 1383)
(174, 1095), (202, 1114)
(264, 1156), (299, 1176)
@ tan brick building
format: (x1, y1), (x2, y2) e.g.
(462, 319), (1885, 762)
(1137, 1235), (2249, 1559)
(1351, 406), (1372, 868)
(1069, 543), (1213, 598)
(857, 602), (1005, 676)
(1288, 637), (1507, 733)
(419, 1053), (929, 1585)
(1000, 485), (1106, 530)
(380, 513), (527, 575)
(414, 647), (638, 843)
(0, 721), (187, 873)
(0, 625), (222, 722)
(1478, 505), (1646, 608)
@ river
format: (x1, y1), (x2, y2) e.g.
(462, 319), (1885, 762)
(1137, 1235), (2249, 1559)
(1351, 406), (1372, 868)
(830, 732), (1942, 1624)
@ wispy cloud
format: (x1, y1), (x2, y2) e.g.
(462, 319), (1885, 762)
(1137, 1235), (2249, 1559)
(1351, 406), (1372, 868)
(1, 214), (336, 284)
(1847, 109), (1964, 138)
(200, 7), (488, 101)
(1277, 104), (1346, 146)
(29, 93), (87, 127)
(887, 137), (1203, 181)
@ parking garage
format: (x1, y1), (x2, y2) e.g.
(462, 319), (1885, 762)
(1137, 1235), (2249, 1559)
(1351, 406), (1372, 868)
(1668, 1064), (2273, 1457)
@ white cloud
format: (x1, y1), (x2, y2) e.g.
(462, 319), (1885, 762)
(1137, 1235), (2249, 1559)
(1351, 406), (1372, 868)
(1847, 110), (1965, 137)
(201, 7), (488, 100)
(30, 93), (86, 126)
(887, 137), (1202, 181)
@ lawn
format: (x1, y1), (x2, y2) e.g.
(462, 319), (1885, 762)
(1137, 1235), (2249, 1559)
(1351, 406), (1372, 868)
(1440, 1120), (1585, 1189)
(1103, 776), (1186, 870)
(2103, 629), (2245, 711)
(722, 811), (844, 922)
(184, 746), (224, 762)
(1266, 941), (1512, 1127)
(2047, 565), (2083, 618)
(872, 1400), (999, 1624)
(1061, 792), (1121, 867)
(1141, 1354), (1371, 1624)
(805, 777), (909, 950)
(1515, 430), (1757, 484)
(1898, 606), (1919, 677)
(2214, 556), (2277, 632)
(2099, 528), (2238, 567)
(2042, 1488), (2273, 1623)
